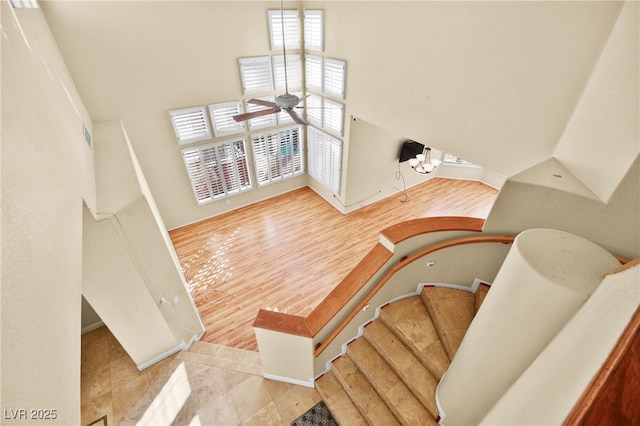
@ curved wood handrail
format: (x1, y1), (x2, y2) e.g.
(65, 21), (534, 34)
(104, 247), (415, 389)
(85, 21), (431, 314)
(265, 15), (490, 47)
(313, 235), (515, 357)
(380, 216), (485, 245)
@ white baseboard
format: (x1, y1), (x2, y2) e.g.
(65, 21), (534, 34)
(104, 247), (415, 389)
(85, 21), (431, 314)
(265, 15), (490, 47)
(137, 342), (186, 371)
(81, 320), (105, 335)
(263, 373), (315, 388)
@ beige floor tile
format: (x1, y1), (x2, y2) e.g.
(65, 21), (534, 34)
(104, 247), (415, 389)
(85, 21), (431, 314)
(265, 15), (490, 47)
(228, 375), (273, 422)
(272, 385), (320, 424)
(239, 401), (285, 426)
(81, 364), (111, 403)
(80, 390), (113, 426)
(82, 338), (110, 376)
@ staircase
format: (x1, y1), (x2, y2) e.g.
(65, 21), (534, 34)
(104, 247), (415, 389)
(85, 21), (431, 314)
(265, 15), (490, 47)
(315, 285), (489, 425)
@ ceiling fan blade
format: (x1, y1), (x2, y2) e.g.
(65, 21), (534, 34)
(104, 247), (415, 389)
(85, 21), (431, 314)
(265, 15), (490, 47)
(232, 108), (280, 122)
(247, 99), (279, 108)
(298, 94), (310, 102)
(287, 109), (308, 125)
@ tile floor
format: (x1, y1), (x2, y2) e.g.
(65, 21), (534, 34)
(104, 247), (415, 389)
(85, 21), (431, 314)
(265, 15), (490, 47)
(81, 326), (321, 425)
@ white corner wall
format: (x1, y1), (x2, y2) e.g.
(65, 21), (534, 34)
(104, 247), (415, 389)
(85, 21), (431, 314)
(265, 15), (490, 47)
(1, 4), (95, 424)
(554, 1), (639, 203)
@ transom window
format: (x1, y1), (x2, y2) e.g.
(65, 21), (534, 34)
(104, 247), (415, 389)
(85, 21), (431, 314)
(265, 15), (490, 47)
(239, 56), (273, 94)
(268, 9), (300, 51)
(208, 101), (244, 137)
(169, 106), (212, 145)
(304, 10), (324, 52)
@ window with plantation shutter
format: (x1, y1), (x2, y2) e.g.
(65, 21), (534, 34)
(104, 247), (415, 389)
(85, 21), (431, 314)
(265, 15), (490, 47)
(304, 93), (323, 126)
(208, 101), (245, 137)
(324, 58), (346, 99)
(169, 106), (212, 145)
(305, 54), (323, 92)
(251, 126), (304, 186)
(304, 10), (323, 52)
(245, 98), (277, 130)
(443, 153), (475, 166)
(272, 54), (302, 91)
(323, 98), (344, 136)
(181, 138), (252, 205)
(268, 10), (300, 51)
(239, 56), (273, 94)
(307, 126), (342, 194)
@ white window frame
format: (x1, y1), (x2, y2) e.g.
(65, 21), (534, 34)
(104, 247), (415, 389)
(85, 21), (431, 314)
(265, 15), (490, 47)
(324, 58), (347, 99)
(305, 54), (324, 92)
(169, 106), (212, 145)
(304, 10), (324, 52)
(268, 9), (300, 51)
(443, 153), (476, 167)
(239, 56), (274, 95)
(181, 138), (252, 205)
(272, 54), (302, 91)
(307, 126), (342, 194)
(251, 126), (304, 187)
(208, 101), (245, 137)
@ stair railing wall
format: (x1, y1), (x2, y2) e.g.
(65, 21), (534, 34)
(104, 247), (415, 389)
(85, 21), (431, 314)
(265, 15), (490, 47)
(252, 216), (515, 385)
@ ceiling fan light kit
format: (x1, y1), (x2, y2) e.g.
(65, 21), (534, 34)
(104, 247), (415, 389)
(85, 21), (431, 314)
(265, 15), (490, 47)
(409, 147), (442, 175)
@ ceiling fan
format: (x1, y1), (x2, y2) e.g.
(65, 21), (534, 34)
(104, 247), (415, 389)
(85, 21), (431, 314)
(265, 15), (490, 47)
(232, 1), (308, 126)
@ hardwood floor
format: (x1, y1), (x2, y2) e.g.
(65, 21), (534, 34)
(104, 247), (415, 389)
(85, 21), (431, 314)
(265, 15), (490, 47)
(169, 178), (498, 351)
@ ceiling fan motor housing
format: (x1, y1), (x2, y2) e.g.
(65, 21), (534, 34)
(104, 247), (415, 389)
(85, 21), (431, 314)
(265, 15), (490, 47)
(275, 93), (300, 109)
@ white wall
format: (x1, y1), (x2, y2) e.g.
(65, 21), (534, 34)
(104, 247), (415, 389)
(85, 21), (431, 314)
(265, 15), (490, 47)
(553, 0), (639, 203)
(1, 4), (95, 424)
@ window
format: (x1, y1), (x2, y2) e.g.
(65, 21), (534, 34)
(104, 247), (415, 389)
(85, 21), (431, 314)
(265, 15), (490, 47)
(208, 101), (244, 137)
(181, 139), (252, 205)
(305, 54), (323, 92)
(10, 0), (38, 7)
(304, 93), (323, 126)
(251, 126), (304, 186)
(169, 106), (212, 145)
(323, 98), (344, 136)
(307, 126), (342, 194)
(272, 54), (302, 91)
(304, 10), (324, 52)
(443, 153), (475, 166)
(239, 56), (273, 94)
(245, 98), (277, 130)
(324, 58), (346, 99)
(268, 10), (300, 51)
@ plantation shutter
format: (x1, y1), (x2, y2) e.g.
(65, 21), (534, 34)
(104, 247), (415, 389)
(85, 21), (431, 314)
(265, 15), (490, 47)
(272, 54), (302, 91)
(305, 94), (323, 127)
(308, 127), (341, 194)
(208, 101), (244, 137)
(245, 98), (277, 130)
(251, 127), (304, 186)
(323, 98), (344, 136)
(304, 10), (324, 52)
(170, 106), (211, 145)
(181, 139), (251, 205)
(239, 56), (273, 94)
(305, 54), (323, 92)
(268, 10), (300, 51)
(324, 58), (346, 99)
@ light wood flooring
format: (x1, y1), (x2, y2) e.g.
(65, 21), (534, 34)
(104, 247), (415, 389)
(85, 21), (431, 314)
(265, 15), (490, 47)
(169, 178), (498, 351)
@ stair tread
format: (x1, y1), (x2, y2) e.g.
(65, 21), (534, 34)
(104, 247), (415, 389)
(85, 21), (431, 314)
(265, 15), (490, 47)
(332, 355), (400, 425)
(316, 371), (367, 426)
(348, 338), (435, 425)
(364, 320), (439, 418)
(421, 286), (475, 359)
(380, 296), (450, 379)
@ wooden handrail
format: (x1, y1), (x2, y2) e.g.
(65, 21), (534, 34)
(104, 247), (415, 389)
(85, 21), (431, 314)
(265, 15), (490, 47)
(380, 216), (485, 245)
(605, 257), (638, 276)
(252, 309), (311, 337)
(563, 306), (640, 424)
(313, 235), (515, 357)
